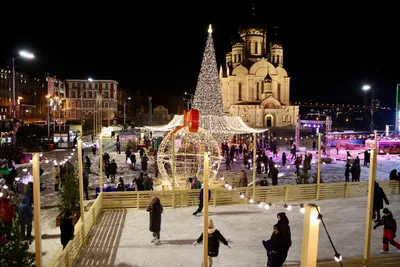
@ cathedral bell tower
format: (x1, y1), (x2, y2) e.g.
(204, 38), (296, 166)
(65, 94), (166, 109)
(270, 25), (283, 67)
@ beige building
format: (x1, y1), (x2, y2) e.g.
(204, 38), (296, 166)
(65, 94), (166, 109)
(153, 105), (172, 121)
(65, 79), (118, 125)
(220, 22), (299, 128)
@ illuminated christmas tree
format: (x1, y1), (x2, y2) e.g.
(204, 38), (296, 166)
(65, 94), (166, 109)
(192, 25), (224, 117)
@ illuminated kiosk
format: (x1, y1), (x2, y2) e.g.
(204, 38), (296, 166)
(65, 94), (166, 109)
(365, 139), (400, 154)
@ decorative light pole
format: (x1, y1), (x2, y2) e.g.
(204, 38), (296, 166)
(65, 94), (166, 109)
(45, 95), (51, 138)
(184, 92), (194, 110)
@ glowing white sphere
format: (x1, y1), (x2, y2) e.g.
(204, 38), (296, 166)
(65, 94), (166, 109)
(157, 127), (221, 188)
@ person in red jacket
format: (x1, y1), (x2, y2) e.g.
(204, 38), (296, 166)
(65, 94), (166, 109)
(1, 198), (16, 241)
(374, 208), (400, 253)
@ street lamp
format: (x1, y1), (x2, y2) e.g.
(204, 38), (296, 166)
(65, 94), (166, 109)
(362, 84), (374, 131)
(124, 97), (131, 127)
(9, 50), (34, 120)
(184, 92), (194, 110)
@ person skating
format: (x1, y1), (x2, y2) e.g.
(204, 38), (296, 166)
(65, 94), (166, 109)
(373, 181), (389, 222)
(193, 219), (231, 267)
(146, 197), (163, 245)
(193, 187), (211, 216)
(373, 208), (400, 253)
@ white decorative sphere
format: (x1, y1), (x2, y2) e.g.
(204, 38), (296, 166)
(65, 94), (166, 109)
(157, 127), (221, 188)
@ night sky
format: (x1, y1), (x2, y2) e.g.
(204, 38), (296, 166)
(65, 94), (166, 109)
(1, 1), (399, 107)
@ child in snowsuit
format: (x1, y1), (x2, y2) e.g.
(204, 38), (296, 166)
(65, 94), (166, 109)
(262, 224), (280, 267)
(373, 208), (400, 253)
(193, 219), (231, 267)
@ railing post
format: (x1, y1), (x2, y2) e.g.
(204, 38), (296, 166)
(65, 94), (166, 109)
(136, 191), (140, 209)
(344, 183), (349, 198)
(213, 189), (217, 206)
(284, 185), (289, 202)
(180, 191), (184, 207)
(316, 133), (322, 200)
(65, 247), (70, 267)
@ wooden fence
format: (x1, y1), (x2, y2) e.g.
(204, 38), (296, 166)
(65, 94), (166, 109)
(47, 194), (103, 267)
(47, 180), (400, 266)
(101, 180), (400, 210)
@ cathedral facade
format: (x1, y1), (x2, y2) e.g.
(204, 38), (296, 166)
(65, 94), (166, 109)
(220, 20), (299, 128)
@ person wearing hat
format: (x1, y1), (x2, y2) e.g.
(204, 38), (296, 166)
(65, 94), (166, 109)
(373, 208), (400, 253)
(193, 219), (231, 267)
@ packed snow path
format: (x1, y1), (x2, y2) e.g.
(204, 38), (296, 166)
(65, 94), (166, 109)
(74, 195), (400, 267)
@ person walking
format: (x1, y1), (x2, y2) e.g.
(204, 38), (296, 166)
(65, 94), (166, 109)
(193, 187), (211, 216)
(0, 198), (15, 241)
(374, 208), (400, 253)
(53, 164), (60, 191)
(193, 219), (231, 267)
(18, 196), (33, 239)
(146, 197), (163, 245)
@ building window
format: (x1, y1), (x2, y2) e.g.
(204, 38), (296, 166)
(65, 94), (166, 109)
(261, 81), (264, 93)
(287, 115), (291, 122)
(256, 82), (260, 100)
(104, 102), (108, 108)
(282, 115), (286, 122)
(105, 84), (109, 90)
(255, 42), (258, 54)
(277, 55), (280, 64)
(90, 83), (93, 89)
(238, 83), (242, 101)
(70, 91), (76, 98)
(277, 84), (281, 101)
(95, 83), (98, 89)
(238, 54), (241, 62)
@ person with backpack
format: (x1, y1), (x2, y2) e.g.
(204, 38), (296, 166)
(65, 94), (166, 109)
(374, 208), (400, 253)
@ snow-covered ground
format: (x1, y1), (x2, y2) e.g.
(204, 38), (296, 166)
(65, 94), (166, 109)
(74, 195), (400, 267)
(17, 136), (400, 266)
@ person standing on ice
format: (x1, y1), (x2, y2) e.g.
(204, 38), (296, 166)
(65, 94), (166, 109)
(193, 219), (231, 267)
(276, 212), (292, 266)
(373, 208), (400, 253)
(146, 197), (163, 245)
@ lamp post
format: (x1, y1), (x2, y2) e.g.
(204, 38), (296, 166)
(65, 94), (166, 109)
(184, 92), (194, 110)
(395, 84), (400, 139)
(362, 85), (374, 131)
(124, 97), (131, 126)
(8, 50), (34, 147)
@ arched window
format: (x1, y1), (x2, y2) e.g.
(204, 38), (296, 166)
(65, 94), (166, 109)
(277, 84), (281, 101)
(256, 82), (260, 100)
(238, 83), (242, 101)
(282, 115), (286, 122)
(277, 55), (280, 64)
(254, 42), (258, 54)
(261, 81), (264, 93)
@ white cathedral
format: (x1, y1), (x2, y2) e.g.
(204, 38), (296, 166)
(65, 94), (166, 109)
(219, 19), (299, 128)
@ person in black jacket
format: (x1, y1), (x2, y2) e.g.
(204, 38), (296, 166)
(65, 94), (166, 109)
(146, 197), (163, 245)
(60, 211), (74, 249)
(373, 182), (389, 222)
(193, 219), (231, 267)
(262, 224), (280, 267)
(276, 212), (291, 266)
(193, 187), (211, 216)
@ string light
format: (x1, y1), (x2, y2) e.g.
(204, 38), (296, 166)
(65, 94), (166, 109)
(217, 173), (305, 213)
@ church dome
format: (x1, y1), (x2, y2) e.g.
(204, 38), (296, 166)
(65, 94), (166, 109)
(238, 4), (266, 38)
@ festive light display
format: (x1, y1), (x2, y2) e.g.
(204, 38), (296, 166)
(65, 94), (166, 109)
(192, 24), (224, 117)
(156, 127), (221, 187)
